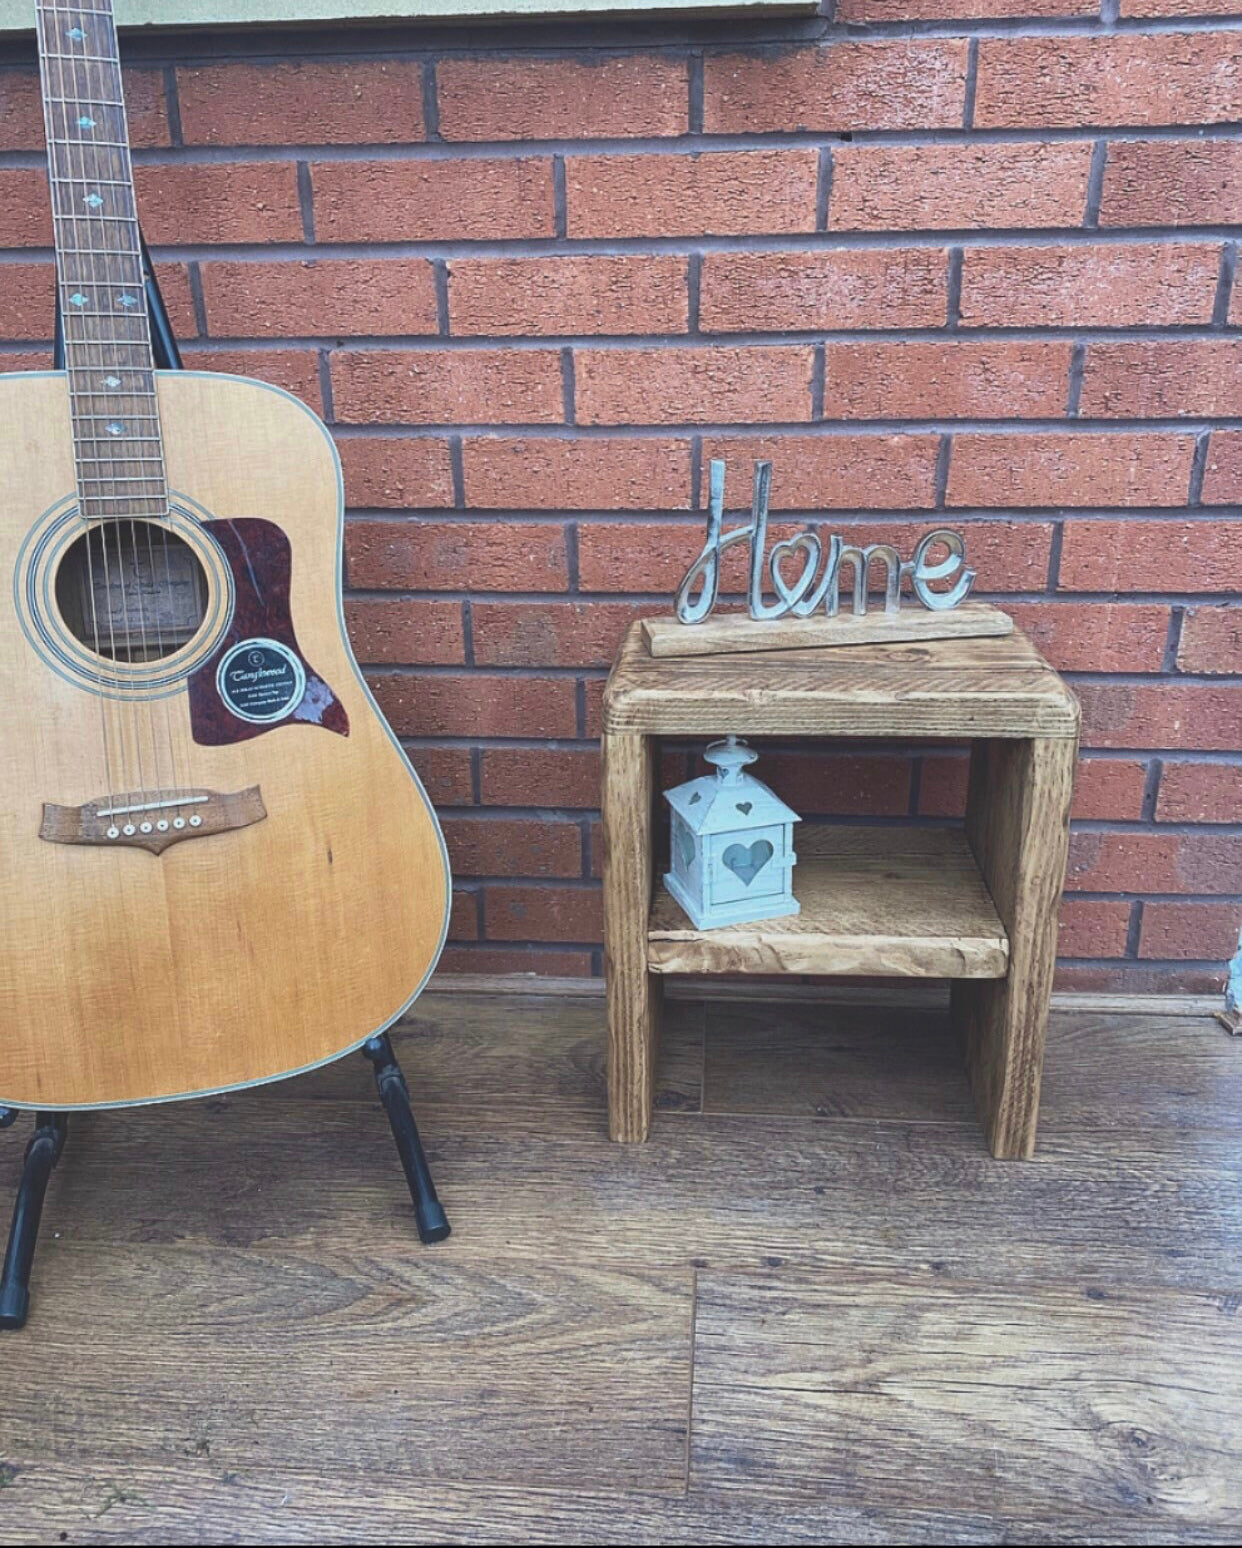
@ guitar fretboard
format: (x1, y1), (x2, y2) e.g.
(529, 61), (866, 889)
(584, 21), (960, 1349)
(35, 0), (167, 522)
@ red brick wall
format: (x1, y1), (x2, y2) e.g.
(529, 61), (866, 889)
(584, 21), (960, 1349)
(1, 4), (1239, 992)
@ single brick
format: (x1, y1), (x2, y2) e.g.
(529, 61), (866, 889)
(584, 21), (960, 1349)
(704, 40), (968, 133)
(1066, 831), (1242, 893)
(755, 751), (912, 818)
(1060, 520), (1241, 592)
(485, 883), (603, 943)
(1156, 762), (1242, 823)
(959, 243), (1221, 329)
(947, 433), (1197, 508)
(332, 349), (564, 426)
(134, 162), (303, 246)
(839, 0), (1090, 14)
(1079, 340), (1242, 419)
(481, 747), (602, 808)
(462, 437), (691, 509)
(823, 341), (1072, 420)
(1075, 682), (1242, 751)
(343, 598), (466, 664)
(448, 255), (688, 337)
(346, 520), (569, 591)
(1058, 899), (1133, 959)
(448, 890), (479, 942)
(920, 754), (1149, 821)
(1055, 962), (1227, 993)
(1100, 139), (1242, 227)
(437, 945), (595, 976)
(701, 434), (940, 509)
(472, 601), (646, 668)
(407, 746), (475, 807)
(701, 248), (949, 332)
(974, 33), (1242, 129)
(1004, 602), (1171, 674)
(178, 60), (426, 145)
(437, 55), (688, 140)
(441, 816), (582, 878)
(1121, 0), (1242, 15)
(583, 678), (607, 738)
(575, 345), (815, 426)
(578, 517), (1052, 592)
(566, 149), (819, 239)
(0, 65), (168, 149)
(830, 142), (1093, 231)
(181, 346), (323, 412)
(1203, 431), (1242, 503)
(0, 349), (52, 373)
(367, 673), (578, 739)
(336, 439), (455, 509)
(1179, 607), (1242, 675)
(1140, 902), (1242, 961)
(0, 259), (195, 342)
(0, 169), (52, 246)
(202, 258), (439, 338)
(313, 158), (556, 242)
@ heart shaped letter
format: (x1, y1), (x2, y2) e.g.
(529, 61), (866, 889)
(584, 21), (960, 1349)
(721, 839), (774, 887)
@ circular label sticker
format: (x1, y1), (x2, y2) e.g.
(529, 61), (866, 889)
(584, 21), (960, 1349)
(216, 638), (306, 724)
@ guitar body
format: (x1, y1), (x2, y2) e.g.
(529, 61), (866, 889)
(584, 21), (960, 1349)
(0, 370), (450, 1110)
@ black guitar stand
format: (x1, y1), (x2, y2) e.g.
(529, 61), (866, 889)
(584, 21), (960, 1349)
(0, 240), (448, 1332)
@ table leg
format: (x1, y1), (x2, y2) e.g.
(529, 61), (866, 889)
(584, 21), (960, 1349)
(602, 731), (662, 1142)
(952, 734), (1078, 1158)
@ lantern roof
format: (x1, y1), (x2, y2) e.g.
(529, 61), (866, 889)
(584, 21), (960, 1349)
(665, 737), (800, 836)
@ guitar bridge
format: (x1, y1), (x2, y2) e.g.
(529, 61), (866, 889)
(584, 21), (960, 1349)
(41, 787), (266, 855)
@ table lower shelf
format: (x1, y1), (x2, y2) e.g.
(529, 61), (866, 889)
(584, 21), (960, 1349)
(647, 823), (1009, 979)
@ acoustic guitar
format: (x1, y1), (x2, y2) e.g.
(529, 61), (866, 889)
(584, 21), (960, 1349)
(0, 0), (450, 1109)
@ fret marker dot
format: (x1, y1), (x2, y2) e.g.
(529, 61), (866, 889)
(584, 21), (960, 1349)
(105, 422), (126, 436)
(84, 193), (103, 208)
(104, 375), (122, 388)
(66, 26), (86, 40)
(117, 293), (138, 308)
(78, 116), (96, 130)
(69, 293), (87, 308)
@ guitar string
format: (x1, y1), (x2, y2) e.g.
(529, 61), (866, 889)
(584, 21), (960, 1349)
(47, 0), (186, 807)
(57, 19), (149, 806)
(37, 1), (120, 805)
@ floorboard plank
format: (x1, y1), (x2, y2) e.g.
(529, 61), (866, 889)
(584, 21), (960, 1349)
(12, 1100), (1241, 1291)
(700, 1003), (1242, 1132)
(692, 1270), (1242, 1538)
(0, 1246), (691, 1494)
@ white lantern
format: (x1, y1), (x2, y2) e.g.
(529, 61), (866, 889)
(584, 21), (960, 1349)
(663, 736), (800, 930)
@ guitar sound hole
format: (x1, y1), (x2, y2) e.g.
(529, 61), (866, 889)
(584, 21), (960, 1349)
(55, 520), (208, 663)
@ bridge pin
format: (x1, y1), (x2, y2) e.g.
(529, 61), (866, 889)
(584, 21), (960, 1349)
(140, 821), (153, 833)
(173, 818), (186, 829)
(106, 826), (119, 839)
(189, 815), (203, 828)
(122, 824), (136, 836)
(156, 820), (169, 831)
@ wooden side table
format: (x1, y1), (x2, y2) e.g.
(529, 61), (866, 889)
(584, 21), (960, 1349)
(601, 624), (1080, 1159)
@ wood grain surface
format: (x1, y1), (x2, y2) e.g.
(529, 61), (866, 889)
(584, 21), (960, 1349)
(1, 990), (1239, 1546)
(641, 603), (1014, 659)
(605, 623), (1080, 739)
(650, 823), (1009, 979)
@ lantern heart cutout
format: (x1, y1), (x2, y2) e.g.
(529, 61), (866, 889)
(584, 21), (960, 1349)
(722, 839), (774, 887)
(736, 801), (753, 815)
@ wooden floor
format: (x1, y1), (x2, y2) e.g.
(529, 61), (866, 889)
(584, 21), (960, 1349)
(1, 989), (1240, 1545)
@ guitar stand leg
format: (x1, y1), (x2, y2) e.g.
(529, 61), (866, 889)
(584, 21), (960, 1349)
(0, 1112), (68, 1331)
(362, 1035), (450, 1245)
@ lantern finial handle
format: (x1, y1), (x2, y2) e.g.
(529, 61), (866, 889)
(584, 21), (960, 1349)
(704, 735), (757, 785)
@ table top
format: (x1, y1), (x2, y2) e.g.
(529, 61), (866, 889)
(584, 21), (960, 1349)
(603, 621), (1080, 740)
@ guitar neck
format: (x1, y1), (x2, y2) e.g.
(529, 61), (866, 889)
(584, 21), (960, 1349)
(35, 0), (167, 521)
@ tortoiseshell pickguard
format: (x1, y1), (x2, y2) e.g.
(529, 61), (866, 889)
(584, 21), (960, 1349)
(188, 517), (348, 746)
